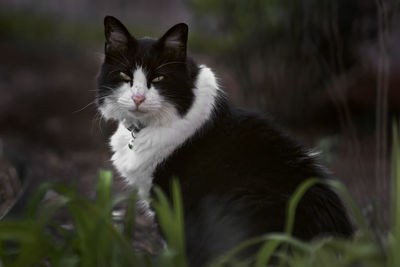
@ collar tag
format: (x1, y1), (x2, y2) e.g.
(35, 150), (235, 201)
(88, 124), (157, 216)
(122, 119), (145, 150)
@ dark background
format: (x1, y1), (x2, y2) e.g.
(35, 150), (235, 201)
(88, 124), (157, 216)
(1, 0), (399, 225)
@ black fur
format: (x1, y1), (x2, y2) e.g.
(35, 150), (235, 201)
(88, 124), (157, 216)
(154, 98), (353, 265)
(98, 17), (353, 267)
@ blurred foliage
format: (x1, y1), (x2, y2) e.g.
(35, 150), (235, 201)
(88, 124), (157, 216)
(190, 0), (397, 124)
(0, 171), (187, 266)
(2, 1), (400, 125)
(315, 136), (340, 164)
(0, 11), (103, 48)
(0, 11), (162, 49)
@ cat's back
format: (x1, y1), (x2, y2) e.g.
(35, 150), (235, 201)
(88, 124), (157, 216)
(154, 102), (353, 266)
(154, 101), (327, 202)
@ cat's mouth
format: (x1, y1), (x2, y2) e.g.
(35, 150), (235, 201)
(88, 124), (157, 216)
(129, 108), (148, 115)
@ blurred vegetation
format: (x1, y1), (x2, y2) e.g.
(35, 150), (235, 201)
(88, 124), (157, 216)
(0, 11), (135, 48)
(1, 3), (399, 264)
(2, 1), (398, 125)
(190, 0), (399, 125)
(0, 171), (187, 267)
(0, 10), (220, 53)
(0, 121), (400, 266)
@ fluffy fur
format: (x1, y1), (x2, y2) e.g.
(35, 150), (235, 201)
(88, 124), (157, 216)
(97, 16), (353, 266)
(108, 65), (219, 196)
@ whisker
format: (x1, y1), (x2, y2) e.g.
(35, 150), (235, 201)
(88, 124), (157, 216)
(73, 96), (108, 114)
(92, 110), (103, 134)
(100, 85), (117, 91)
(73, 101), (97, 114)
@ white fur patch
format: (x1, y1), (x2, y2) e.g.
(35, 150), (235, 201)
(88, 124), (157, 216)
(132, 67), (148, 95)
(108, 65), (220, 197)
(99, 66), (164, 125)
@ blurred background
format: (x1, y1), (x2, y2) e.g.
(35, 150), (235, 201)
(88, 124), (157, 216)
(0, 0), (399, 226)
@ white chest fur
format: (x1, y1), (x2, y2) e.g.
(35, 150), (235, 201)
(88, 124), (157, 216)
(109, 66), (220, 197)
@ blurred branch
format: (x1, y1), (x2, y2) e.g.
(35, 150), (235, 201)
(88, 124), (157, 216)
(375, 0), (391, 194)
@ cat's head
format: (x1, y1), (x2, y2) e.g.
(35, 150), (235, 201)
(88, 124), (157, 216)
(97, 16), (198, 126)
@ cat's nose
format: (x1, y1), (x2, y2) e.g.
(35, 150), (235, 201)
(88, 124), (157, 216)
(132, 94), (146, 107)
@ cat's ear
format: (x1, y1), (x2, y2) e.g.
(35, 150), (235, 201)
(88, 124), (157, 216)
(155, 23), (188, 60)
(104, 16), (133, 52)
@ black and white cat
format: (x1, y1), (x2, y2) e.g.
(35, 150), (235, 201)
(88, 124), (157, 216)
(97, 16), (353, 266)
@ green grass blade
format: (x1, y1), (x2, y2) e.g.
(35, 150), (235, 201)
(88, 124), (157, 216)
(211, 233), (312, 267)
(0, 221), (50, 267)
(124, 189), (137, 242)
(171, 179), (186, 261)
(25, 182), (54, 220)
(284, 178), (321, 235)
(327, 180), (370, 236)
(255, 178), (319, 267)
(47, 181), (141, 267)
(210, 235), (267, 266)
(153, 180), (187, 267)
(96, 169), (113, 219)
(255, 238), (281, 267)
(65, 198), (141, 266)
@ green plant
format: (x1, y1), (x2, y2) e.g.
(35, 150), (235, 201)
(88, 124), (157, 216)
(0, 171), (186, 267)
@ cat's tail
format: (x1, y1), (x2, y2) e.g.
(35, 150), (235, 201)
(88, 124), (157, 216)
(183, 187), (353, 267)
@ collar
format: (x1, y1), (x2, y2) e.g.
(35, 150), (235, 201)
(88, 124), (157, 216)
(126, 123), (143, 136)
(122, 119), (145, 149)
(122, 119), (145, 133)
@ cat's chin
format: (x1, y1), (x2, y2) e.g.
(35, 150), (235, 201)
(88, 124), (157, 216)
(120, 111), (155, 125)
(127, 109), (157, 122)
(129, 109), (149, 115)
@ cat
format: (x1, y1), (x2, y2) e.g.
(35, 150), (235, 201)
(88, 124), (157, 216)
(97, 16), (353, 266)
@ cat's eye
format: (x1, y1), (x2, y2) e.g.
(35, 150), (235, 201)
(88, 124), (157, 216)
(152, 76), (164, 83)
(119, 72), (131, 81)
